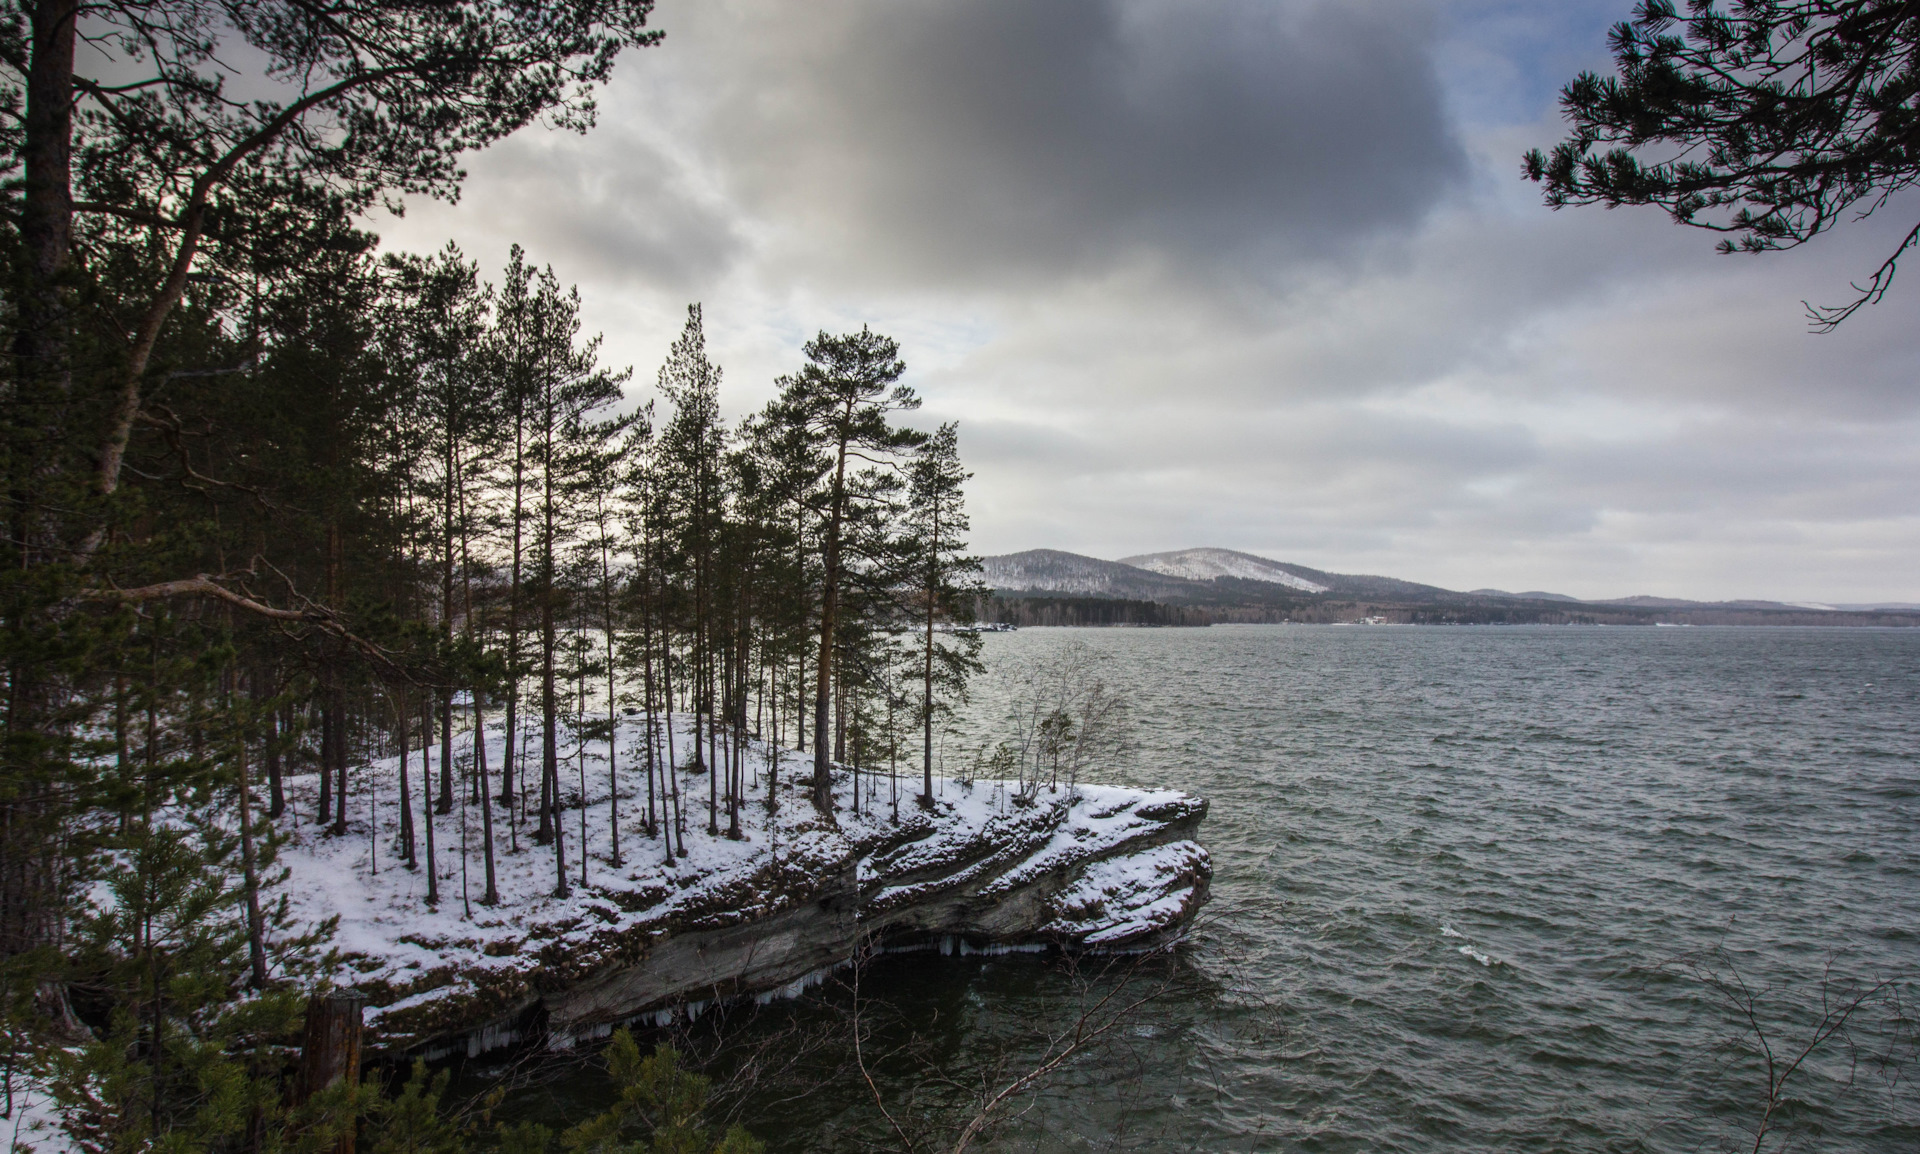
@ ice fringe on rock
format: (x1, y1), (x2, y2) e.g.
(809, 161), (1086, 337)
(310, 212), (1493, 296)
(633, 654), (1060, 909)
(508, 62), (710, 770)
(273, 714), (1208, 1058)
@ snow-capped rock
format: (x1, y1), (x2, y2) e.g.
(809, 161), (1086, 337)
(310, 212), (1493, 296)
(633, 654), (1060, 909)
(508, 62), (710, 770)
(273, 717), (1209, 1057)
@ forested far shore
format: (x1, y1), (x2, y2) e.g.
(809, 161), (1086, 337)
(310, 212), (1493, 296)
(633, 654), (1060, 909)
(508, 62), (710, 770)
(982, 596), (1215, 628)
(981, 593), (1920, 628)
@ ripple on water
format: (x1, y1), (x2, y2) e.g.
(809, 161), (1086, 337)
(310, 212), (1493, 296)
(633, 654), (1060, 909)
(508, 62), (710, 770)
(618, 626), (1920, 1153)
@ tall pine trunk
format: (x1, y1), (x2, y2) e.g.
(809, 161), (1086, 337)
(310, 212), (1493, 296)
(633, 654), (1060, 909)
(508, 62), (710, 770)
(420, 696), (439, 905)
(16, 0), (77, 459)
(458, 485), (499, 903)
(922, 508), (940, 809)
(539, 380), (569, 896)
(438, 445), (456, 814)
(662, 625), (684, 857)
(642, 562), (662, 846)
(601, 529), (622, 867)
(811, 420), (852, 817)
(396, 695), (416, 868)
(331, 682), (349, 836)
(501, 405), (526, 811)
(316, 696), (334, 825)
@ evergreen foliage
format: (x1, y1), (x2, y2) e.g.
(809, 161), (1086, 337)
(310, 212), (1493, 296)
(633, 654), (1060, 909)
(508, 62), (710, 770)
(903, 424), (985, 809)
(0, 4), (986, 1145)
(1525, 0), (1920, 325)
(561, 1032), (762, 1154)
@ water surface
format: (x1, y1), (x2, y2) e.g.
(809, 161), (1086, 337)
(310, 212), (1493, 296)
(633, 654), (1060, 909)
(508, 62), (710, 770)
(519, 625), (1920, 1151)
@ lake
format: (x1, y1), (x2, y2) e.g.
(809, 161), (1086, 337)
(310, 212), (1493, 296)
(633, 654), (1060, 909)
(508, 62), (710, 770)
(504, 625), (1920, 1152)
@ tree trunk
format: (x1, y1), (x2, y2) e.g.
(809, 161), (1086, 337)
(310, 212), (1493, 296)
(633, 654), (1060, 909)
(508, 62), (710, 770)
(605, 613), (621, 868)
(295, 989), (367, 1154)
(454, 475), (497, 903)
(235, 723), (268, 989)
(835, 676), (847, 766)
(331, 684), (348, 836)
(295, 991), (366, 1098)
(396, 696), (416, 868)
(766, 653), (779, 814)
(812, 430), (851, 816)
(662, 626), (683, 857)
(501, 410), (526, 808)
(437, 689), (453, 815)
(923, 517), (938, 808)
(642, 572), (661, 845)
(16, 0), (77, 442)
(420, 697), (439, 905)
(474, 695), (498, 905)
(541, 577), (568, 897)
(439, 440), (456, 814)
(265, 699), (285, 820)
(317, 697), (334, 826)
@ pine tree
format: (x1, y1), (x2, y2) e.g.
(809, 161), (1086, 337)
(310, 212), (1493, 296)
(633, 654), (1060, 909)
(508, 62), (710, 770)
(523, 265), (630, 897)
(656, 307), (728, 838)
(770, 329), (925, 819)
(903, 424), (985, 808)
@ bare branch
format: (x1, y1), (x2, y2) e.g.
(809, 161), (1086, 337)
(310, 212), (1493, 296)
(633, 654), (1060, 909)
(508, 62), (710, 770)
(72, 570), (405, 677)
(1805, 216), (1920, 330)
(946, 947), (1178, 1154)
(849, 935), (920, 1153)
(76, 573), (316, 622)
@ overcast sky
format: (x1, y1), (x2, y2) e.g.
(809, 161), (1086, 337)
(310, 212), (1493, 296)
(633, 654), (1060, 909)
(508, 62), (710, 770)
(376, 0), (1920, 603)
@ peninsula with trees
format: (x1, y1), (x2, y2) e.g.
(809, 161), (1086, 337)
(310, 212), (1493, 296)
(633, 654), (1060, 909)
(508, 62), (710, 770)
(0, 2), (1212, 1149)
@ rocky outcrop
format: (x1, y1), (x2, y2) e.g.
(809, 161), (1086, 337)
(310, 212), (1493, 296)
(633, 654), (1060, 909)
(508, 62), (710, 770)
(319, 779), (1208, 1059)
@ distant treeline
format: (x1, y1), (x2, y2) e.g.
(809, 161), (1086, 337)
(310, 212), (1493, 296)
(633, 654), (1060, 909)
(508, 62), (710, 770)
(981, 597), (1214, 628)
(985, 595), (1920, 629)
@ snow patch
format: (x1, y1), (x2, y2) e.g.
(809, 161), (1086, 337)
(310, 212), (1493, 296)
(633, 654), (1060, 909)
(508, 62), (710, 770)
(4, 1071), (74, 1154)
(1123, 548), (1330, 593)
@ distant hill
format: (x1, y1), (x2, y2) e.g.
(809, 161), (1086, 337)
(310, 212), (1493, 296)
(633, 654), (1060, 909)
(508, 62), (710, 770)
(979, 547), (1918, 626)
(1595, 594), (1845, 611)
(986, 547), (1456, 603)
(980, 549), (1211, 602)
(1121, 547), (1463, 599)
(1205, 557), (1453, 600)
(1470, 588), (1584, 603)
(1118, 548), (1330, 592)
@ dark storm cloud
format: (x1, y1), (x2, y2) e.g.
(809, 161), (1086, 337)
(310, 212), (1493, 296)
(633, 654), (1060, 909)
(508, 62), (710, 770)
(697, 0), (1466, 281)
(381, 0), (1920, 601)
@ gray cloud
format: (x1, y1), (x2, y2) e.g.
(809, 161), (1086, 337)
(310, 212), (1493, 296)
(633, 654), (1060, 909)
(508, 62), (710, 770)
(959, 389), (1920, 601)
(374, 0), (1920, 602)
(689, 0), (1465, 284)
(431, 131), (741, 296)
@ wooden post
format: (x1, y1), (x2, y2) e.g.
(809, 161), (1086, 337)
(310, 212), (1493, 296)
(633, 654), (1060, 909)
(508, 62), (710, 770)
(294, 989), (367, 1152)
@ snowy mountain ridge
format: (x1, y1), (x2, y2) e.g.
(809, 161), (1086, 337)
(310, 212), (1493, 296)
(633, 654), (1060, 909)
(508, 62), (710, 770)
(1119, 548), (1330, 592)
(979, 549), (1207, 602)
(981, 547), (1437, 601)
(981, 548), (1914, 614)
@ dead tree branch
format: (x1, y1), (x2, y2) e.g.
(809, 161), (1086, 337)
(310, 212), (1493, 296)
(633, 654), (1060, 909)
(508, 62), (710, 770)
(72, 567), (405, 677)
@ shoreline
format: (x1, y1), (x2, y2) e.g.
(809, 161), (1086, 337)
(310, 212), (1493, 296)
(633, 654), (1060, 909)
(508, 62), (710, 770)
(272, 717), (1210, 1058)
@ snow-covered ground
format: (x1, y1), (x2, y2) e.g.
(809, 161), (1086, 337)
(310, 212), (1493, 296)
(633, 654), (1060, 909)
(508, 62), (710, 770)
(3, 1074), (69, 1154)
(271, 715), (1209, 1053)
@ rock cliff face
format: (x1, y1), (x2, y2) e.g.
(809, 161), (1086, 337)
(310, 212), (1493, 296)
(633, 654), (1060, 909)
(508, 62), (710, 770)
(281, 755), (1210, 1060)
